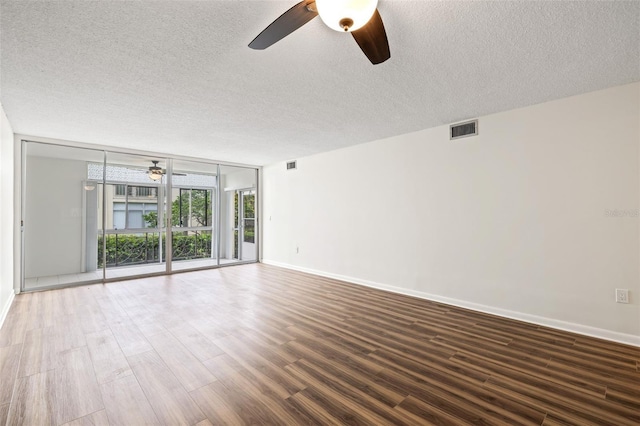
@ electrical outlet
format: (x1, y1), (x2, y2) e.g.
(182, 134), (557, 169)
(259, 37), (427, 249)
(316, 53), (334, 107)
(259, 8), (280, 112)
(615, 289), (629, 304)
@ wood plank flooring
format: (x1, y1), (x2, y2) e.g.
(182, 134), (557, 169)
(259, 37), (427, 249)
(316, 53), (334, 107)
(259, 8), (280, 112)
(0, 263), (638, 425)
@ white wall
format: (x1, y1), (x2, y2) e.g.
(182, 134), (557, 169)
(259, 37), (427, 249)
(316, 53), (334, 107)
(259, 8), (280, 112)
(0, 104), (15, 326)
(263, 83), (640, 344)
(24, 156), (87, 278)
(223, 168), (257, 192)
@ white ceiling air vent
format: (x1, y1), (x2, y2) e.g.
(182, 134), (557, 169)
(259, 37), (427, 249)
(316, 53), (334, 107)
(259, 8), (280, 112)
(450, 119), (478, 140)
(286, 160), (297, 170)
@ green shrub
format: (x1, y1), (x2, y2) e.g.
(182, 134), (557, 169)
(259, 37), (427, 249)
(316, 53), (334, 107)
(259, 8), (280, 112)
(98, 233), (212, 267)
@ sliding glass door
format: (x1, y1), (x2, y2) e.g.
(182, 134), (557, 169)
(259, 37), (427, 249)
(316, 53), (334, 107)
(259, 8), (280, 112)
(101, 152), (168, 280)
(235, 189), (256, 261)
(170, 159), (218, 272)
(219, 165), (258, 264)
(21, 140), (258, 291)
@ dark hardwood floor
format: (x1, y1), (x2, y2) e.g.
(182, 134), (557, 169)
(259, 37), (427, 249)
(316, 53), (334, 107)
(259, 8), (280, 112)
(0, 263), (638, 425)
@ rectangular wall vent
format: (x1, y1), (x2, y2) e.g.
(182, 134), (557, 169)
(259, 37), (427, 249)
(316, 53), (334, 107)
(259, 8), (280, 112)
(450, 119), (478, 140)
(286, 160), (297, 170)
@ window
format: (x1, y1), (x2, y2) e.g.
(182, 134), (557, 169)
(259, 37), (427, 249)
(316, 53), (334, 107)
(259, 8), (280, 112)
(108, 184), (159, 229)
(132, 186), (156, 197)
(115, 184), (156, 198)
(128, 203), (157, 228)
(173, 188), (212, 227)
(243, 193), (255, 243)
(113, 202), (126, 229)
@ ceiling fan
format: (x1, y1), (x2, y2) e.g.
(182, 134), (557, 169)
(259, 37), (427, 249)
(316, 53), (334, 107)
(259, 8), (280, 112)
(249, 0), (390, 65)
(147, 160), (186, 181)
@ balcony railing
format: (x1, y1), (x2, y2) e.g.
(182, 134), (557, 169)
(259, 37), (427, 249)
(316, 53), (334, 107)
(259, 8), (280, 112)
(98, 230), (212, 268)
(173, 231), (212, 261)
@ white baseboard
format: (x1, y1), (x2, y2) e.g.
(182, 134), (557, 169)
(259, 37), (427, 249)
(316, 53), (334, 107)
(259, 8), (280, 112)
(261, 259), (640, 348)
(0, 291), (16, 331)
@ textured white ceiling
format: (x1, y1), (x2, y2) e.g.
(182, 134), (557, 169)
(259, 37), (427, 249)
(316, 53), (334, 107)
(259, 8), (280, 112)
(1, 1), (639, 165)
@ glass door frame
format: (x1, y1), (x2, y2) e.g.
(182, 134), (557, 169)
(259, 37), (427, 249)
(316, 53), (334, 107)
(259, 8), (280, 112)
(169, 184), (217, 271)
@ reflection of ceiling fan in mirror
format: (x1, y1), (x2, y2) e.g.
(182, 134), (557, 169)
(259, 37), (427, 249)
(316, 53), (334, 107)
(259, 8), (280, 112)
(147, 160), (187, 181)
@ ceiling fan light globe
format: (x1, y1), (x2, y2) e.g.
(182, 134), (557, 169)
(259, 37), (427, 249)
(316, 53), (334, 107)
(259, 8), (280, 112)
(316, 0), (378, 32)
(149, 171), (163, 181)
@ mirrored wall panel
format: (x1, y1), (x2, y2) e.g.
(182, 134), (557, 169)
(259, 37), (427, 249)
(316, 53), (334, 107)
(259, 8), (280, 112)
(22, 141), (258, 291)
(23, 142), (105, 290)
